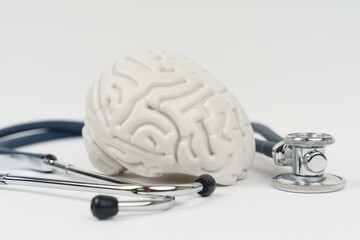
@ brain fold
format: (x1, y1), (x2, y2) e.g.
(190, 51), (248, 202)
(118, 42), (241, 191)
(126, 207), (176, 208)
(83, 50), (255, 185)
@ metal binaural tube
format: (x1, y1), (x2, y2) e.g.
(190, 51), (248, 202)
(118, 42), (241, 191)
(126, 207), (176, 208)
(0, 154), (212, 197)
(0, 174), (143, 197)
(0, 173), (205, 197)
(135, 183), (203, 197)
(117, 197), (175, 211)
(0, 120), (216, 198)
(44, 158), (141, 185)
(0, 173), (176, 219)
(44, 158), (206, 197)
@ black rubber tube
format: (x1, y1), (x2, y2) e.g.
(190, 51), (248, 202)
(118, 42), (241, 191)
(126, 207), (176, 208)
(0, 131), (80, 149)
(0, 121), (84, 138)
(0, 120), (282, 159)
(0, 147), (44, 158)
(255, 139), (277, 158)
(0, 121), (83, 158)
(251, 122), (283, 143)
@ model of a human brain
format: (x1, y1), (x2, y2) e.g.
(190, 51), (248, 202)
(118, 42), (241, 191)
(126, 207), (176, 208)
(82, 50), (255, 185)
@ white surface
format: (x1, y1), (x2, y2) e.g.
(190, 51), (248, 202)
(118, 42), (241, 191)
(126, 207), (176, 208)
(0, 0), (359, 127)
(0, 1), (360, 240)
(0, 126), (359, 240)
(83, 50), (254, 185)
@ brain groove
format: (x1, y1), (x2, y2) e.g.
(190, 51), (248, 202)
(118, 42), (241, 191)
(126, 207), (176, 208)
(83, 50), (255, 185)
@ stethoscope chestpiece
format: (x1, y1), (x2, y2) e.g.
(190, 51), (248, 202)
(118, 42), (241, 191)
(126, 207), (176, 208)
(271, 132), (346, 193)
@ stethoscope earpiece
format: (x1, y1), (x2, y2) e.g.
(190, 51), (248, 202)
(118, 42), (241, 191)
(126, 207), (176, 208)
(90, 195), (175, 219)
(195, 174), (216, 197)
(91, 195), (119, 220)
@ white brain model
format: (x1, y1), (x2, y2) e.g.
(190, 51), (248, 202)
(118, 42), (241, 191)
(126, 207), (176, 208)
(82, 50), (255, 185)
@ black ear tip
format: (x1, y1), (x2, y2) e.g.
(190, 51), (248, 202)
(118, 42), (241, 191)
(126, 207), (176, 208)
(195, 174), (216, 197)
(91, 195), (118, 220)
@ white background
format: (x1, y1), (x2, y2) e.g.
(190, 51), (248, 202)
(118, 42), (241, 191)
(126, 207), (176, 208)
(0, 1), (359, 240)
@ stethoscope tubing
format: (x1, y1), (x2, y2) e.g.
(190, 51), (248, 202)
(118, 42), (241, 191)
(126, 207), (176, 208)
(0, 121), (84, 138)
(251, 122), (283, 158)
(0, 121), (83, 150)
(0, 121), (282, 158)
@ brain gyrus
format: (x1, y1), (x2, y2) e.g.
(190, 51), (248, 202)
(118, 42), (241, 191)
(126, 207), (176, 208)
(82, 50), (254, 185)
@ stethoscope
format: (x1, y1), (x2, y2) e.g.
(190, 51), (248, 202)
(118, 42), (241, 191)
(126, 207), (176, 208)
(0, 121), (345, 219)
(252, 123), (345, 193)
